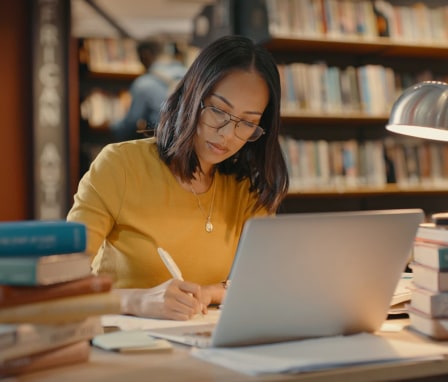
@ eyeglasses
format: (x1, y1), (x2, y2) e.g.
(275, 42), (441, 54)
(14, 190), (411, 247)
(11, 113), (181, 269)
(200, 102), (265, 142)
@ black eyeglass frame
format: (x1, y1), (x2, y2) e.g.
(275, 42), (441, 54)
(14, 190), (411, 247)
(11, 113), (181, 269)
(200, 101), (265, 142)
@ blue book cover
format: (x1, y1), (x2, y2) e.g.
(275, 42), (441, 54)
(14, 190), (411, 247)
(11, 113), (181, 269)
(0, 221), (87, 256)
(0, 254), (91, 286)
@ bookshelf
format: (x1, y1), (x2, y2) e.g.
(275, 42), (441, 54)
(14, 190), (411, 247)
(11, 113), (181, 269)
(71, 0), (448, 216)
(242, 0), (448, 215)
(77, 38), (143, 177)
(75, 38), (195, 178)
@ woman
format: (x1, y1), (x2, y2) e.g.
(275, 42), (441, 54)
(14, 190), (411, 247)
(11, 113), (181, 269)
(67, 35), (289, 320)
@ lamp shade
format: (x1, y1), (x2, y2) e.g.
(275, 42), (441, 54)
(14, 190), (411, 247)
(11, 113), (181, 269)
(386, 81), (448, 141)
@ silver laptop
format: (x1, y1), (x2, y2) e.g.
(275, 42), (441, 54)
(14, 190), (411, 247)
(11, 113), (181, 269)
(147, 209), (423, 348)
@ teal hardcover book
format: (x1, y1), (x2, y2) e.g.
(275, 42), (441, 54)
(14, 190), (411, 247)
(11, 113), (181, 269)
(0, 221), (86, 256)
(0, 254), (91, 286)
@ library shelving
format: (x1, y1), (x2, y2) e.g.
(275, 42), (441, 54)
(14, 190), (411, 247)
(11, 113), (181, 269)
(71, 0), (448, 216)
(77, 38), (143, 177)
(249, 0), (448, 215)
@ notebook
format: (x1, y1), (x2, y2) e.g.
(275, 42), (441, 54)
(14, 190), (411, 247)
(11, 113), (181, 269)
(146, 209), (423, 348)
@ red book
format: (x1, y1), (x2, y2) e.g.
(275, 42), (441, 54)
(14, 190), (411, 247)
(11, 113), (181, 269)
(0, 274), (113, 308)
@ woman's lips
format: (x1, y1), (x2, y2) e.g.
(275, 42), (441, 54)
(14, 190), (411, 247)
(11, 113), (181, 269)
(208, 141), (228, 155)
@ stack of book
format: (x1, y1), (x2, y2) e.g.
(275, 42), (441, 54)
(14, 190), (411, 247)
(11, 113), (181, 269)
(0, 220), (121, 377)
(408, 222), (448, 339)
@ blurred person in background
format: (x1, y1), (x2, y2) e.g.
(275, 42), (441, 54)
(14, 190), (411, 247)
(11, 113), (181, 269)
(111, 37), (187, 141)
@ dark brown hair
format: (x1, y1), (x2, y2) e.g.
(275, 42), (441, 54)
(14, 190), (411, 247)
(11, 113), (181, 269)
(156, 35), (289, 213)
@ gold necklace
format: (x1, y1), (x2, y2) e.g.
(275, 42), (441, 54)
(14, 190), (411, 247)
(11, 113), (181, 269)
(190, 177), (217, 233)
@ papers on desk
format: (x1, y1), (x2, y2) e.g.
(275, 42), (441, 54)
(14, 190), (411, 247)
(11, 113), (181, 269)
(92, 330), (173, 353)
(191, 332), (447, 376)
(101, 309), (220, 331)
(389, 272), (413, 315)
(101, 311), (447, 376)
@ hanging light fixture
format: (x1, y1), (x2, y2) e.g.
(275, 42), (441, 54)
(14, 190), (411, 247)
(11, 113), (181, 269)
(386, 81), (448, 224)
(386, 81), (448, 141)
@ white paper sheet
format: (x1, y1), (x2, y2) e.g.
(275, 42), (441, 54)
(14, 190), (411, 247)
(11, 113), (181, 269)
(191, 332), (447, 376)
(389, 272), (413, 308)
(101, 309), (220, 331)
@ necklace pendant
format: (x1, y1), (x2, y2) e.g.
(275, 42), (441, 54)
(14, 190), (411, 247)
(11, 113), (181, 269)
(205, 219), (213, 233)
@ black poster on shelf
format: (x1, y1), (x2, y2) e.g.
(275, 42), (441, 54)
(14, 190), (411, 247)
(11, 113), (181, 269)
(234, 0), (270, 43)
(190, 0), (271, 47)
(32, 0), (70, 220)
(191, 0), (235, 48)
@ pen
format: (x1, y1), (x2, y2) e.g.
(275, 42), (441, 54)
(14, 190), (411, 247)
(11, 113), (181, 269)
(157, 247), (184, 280)
(157, 247), (205, 315)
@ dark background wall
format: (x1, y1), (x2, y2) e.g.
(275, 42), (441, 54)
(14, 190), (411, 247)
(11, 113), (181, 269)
(0, 1), (33, 221)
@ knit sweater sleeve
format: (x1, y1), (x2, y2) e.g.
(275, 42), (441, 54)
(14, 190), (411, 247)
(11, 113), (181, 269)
(67, 144), (127, 259)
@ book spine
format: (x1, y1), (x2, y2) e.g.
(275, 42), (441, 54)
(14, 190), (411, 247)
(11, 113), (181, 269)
(0, 260), (38, 285)
(408, 308), (448, 340)
(416, 227), (448, 246)
(0, 316), (102, 362)
(412, 264), (448, 292)
(0, 221), (86, 256)
(0, 292), (121, 325)
(415, 237), (448, 247)
(413, 243), (448, 269)
(0, 340), (90, 376)
(0, 254), (91, 286)
(0, 275), (113, 308)
(432, 293), (448, 317)
(0, 328), (14, 349)
(410, 287), (448, 317)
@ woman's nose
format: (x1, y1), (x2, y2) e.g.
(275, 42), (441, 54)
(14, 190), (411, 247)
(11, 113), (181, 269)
(217, 119), (237, 137)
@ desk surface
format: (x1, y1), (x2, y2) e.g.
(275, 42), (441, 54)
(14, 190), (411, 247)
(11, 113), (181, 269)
(9, 320), (448, 382)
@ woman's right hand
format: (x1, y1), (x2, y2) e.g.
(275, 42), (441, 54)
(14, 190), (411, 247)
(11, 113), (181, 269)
(115, 279), (203, 320)
(162, 279), (204, 319)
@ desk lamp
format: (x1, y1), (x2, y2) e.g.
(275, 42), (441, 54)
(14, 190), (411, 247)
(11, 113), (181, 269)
(386, 81), (448, 224)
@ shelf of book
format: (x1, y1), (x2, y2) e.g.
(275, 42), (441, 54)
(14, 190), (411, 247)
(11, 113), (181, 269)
(287, 185), (448, 198)
(80, 70), (141, 81)
(255, 0), (448, 214)
(77, 37), (141, 178)
(69, 0), (448, 215)
(263, 36), (448, 59)
(281, 187), (448, 215)
(280, 111), (389, 125)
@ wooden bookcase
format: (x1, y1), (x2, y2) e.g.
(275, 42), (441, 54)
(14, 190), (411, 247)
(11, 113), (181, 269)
(242, 0), (448, 216)
(77, 38), (143, 178)
(75, 38), (195, 179)
(268, 35), (448, 214)
(73, 0), (448, 217)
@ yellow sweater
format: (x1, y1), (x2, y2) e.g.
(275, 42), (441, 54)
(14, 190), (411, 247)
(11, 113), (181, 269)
(67, 138), (268, 288)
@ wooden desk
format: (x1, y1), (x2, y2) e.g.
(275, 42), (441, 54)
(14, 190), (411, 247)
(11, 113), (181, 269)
(9, 321), (448, 382)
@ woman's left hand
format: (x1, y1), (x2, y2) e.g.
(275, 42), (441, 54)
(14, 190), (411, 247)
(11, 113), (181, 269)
(199, 283), (227, 313)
